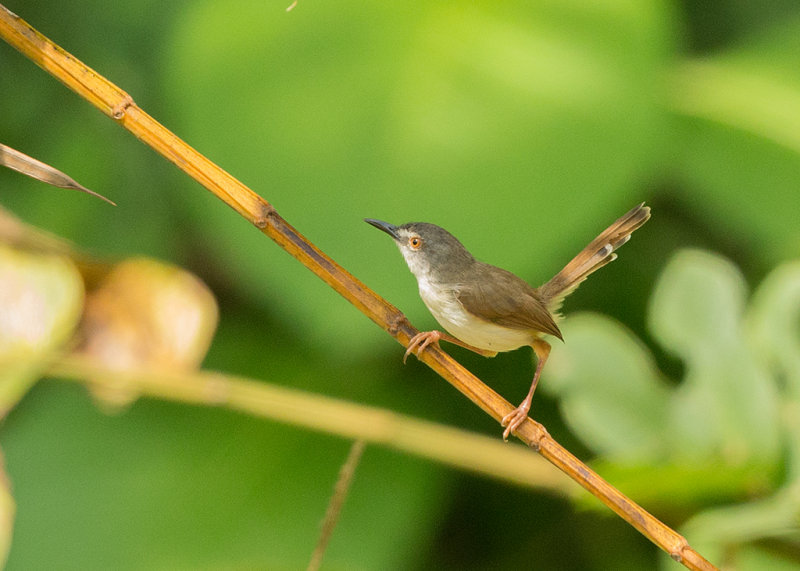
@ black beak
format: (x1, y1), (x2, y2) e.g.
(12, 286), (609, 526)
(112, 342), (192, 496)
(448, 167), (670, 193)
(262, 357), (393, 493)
(364, 218), (400, 240)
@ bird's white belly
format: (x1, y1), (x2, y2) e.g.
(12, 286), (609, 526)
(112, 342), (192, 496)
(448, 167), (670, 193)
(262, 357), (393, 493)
(417, 279), (533, 352)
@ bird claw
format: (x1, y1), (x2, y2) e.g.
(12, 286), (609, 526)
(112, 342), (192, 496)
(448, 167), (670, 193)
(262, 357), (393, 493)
(403, 331), (441, 363)
(501, 404), (531, 441)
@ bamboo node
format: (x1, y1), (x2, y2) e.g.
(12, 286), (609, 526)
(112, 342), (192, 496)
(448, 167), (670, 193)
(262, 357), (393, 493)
(111, 94), (134, 119)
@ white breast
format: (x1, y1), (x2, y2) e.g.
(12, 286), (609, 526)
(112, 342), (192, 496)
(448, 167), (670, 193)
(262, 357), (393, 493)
(416, 276), (534, 353)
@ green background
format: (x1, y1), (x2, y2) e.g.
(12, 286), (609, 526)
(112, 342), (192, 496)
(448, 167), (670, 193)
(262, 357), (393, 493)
(2, 0), (799, 569)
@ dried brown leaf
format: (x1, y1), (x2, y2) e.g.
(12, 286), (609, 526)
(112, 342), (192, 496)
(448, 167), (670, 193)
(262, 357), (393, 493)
(0, 143), (116, 205)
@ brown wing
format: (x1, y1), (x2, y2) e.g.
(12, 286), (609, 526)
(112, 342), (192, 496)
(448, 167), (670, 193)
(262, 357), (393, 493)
(456, 264), (563, 340)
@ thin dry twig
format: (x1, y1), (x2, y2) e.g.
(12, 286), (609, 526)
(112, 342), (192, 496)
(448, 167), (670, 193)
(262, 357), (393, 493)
(307, 440), (366, 571)
(0, 6), (716, 570)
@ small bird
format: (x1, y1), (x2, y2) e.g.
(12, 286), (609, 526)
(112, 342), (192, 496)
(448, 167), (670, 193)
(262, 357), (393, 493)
(366, 203), (650, 440)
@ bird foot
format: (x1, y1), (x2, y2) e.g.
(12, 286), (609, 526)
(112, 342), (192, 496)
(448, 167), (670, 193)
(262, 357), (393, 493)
(403, 330), (442, 363)
(501, 403), (531, 441)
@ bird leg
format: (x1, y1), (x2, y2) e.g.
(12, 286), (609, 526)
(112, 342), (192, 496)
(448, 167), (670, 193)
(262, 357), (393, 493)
(403, 330), (498, 363)
(501, 339), (551, 441)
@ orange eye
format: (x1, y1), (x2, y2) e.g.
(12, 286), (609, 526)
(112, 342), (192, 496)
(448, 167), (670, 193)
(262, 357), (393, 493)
(409, 237), (422, 250)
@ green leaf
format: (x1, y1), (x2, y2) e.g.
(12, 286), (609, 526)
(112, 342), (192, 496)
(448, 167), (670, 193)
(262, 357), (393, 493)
(667, 17), (800, 263)
(649, 250), (781, 465)
(547, 249), (786, 470)
(677, 484), (800, 571)
(548, 249), (797, 565)
(546, 313), (670, 461)
(748, 261), (800, 481)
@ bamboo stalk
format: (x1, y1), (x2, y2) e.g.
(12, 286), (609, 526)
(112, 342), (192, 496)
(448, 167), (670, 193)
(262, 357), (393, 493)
(0, 6), (716, 569)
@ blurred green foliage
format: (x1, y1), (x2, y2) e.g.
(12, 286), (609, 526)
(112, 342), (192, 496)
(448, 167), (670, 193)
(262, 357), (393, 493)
(548, 250), (800, 567)
(2, 0), (800, 569)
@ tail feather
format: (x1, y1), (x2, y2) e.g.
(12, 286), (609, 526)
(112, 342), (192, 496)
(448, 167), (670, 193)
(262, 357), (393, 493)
(537, 203), (650, 315)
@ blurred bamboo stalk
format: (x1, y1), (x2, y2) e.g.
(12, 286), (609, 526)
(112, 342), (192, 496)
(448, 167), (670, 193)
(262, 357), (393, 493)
(0, 6), (716, 570)
(49, 354), (573, 492)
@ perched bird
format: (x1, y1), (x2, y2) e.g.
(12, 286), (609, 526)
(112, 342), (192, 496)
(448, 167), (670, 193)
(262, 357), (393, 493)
(366, 203), (650, 440)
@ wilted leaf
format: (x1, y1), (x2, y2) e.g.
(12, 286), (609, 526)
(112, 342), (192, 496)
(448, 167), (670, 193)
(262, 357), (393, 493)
(0, 143), (116, 205)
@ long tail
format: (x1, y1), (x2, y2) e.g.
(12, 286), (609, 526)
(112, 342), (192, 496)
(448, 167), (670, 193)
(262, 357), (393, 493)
(537, 203), (651, 315)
